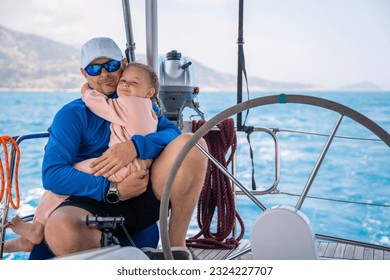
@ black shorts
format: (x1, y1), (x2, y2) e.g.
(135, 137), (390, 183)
(57, 180), (161, 237)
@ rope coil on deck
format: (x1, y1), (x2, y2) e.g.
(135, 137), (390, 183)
(186, 119), (245, 249)
(0, 136), (21, 209)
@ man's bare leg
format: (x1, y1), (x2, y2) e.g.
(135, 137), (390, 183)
(151, 133), (208, 247)
(3, 236), (34, 253)
(44, 206), (102, 256)
(8, 215), (44, 244)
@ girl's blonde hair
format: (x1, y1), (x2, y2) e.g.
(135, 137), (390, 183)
(125, 62), (163, 116)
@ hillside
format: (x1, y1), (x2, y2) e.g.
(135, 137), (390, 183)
(0, 25), (321, 92)
(0, 25), (81, 90)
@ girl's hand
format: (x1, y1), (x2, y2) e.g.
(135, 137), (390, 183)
(81, 83), (90, 94)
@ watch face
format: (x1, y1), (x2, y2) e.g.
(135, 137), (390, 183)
(107, 191), (119, 203)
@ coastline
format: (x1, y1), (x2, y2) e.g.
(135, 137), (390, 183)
(0, 87), (389, 94)
(0, 87), (80, 93)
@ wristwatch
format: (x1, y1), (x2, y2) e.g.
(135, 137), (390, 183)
(106, 182), (120, 203)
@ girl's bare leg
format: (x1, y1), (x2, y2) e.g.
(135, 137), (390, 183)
(8, 215), (45, 244)
(3, 236), (34, 253)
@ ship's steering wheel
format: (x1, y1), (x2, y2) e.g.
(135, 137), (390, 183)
(159, 94), (390, 260)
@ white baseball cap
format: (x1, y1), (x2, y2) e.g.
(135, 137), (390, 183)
(80, 37), (123, 68)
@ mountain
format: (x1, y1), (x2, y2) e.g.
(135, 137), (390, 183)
(337, 81), (382, 91)
(0, 25), (321, 92)
(193, 61), (324, 92)
(0, 25), (82, 90)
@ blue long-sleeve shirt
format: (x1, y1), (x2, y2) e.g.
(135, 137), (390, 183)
(42, 95), (181, 201)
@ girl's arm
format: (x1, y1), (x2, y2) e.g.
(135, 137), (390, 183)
(82, 89), (127, 126)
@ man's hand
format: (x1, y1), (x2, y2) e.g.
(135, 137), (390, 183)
(117, 169), (149, 200)
(89, 140), (137, 178)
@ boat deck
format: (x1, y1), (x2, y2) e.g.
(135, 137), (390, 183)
(317, 241), (390, 260)
(190, 240), (390, 260)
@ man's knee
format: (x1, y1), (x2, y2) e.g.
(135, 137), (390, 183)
(186, 136), (208, 167)
(45, 209), (73, 243)
(46, 209), (69, 233)
(45, 206), (89, 246)
(173, 133), (193, 147)
(176, 133), (208, 158)
(175, 135), (208, 186)
(45, 206), (96, 255)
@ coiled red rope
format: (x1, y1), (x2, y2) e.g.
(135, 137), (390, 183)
(186, 118), (244, 249)
(0, 136), (21, 209)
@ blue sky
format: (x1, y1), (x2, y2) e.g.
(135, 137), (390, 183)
(1, 0), (389, 89)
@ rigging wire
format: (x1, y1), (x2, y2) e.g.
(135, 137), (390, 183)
(271, 190), (390, 208)
(274, 128), (383, 142)
(268, 127), (387, 207)
(235, 0), (262, 191)
(233, 126), (388, 209)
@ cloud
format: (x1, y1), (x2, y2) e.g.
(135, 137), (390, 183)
(1, 0), (389, 89)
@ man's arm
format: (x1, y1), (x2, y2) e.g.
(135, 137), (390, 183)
(82, 89), (127, 126)
(132, 103), (181, 159)
(89, 103), (181, 178)
(42, 104), (109, 201)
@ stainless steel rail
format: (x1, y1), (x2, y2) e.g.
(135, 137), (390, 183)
(0, 132), (49, 259)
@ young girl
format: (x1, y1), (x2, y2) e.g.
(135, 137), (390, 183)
(5, 62), (162, 253)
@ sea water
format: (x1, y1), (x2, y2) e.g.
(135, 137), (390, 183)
(1, 91), (389, 260)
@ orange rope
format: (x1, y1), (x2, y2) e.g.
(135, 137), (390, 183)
(0, 136), (21, 209)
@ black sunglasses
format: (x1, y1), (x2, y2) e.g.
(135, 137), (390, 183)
(84, 60), (121, 76)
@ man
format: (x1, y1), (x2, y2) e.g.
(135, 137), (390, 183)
(42, 37), (208, 259)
